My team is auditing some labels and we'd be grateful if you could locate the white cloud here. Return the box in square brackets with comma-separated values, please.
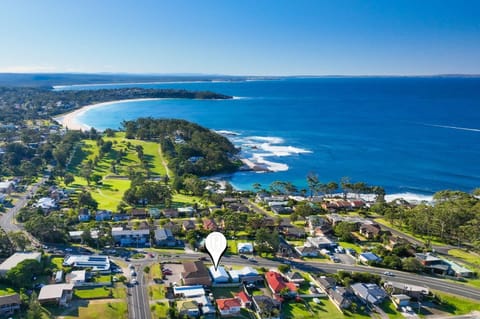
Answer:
[0, 65, 58, 73]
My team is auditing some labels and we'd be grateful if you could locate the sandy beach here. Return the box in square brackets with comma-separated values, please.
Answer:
[53, 98, 164, 131]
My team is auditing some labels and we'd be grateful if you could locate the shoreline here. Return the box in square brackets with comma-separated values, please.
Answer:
[53, 98, 168, 131]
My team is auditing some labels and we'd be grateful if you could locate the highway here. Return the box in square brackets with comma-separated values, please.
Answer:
[127, 264, 151, 319]
[153, 252, 480, 302]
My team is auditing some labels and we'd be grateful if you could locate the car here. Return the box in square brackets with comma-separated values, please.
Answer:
[198, 256, 208, 261]
[148, 253, 155, 258]
[239, 255, 248, 259]
[383, 271, 394, 276]
[131, 278, 137, 285]
[248, 258, 257, 263]
[246, 283, 255, 289]
[162, 270, 172, 275]
[65, 248, 73, 252]
[131, 271, 137, 277]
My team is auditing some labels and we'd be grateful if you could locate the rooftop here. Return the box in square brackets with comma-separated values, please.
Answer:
[38, 284, 74, 301]
[0, 252, 42, 274]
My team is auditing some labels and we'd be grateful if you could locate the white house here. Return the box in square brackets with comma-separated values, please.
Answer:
[208, 266, 230, 283]
[0, 252, 42, 277]
[228, 267, 259, 282]
[66, 270, 86, 286]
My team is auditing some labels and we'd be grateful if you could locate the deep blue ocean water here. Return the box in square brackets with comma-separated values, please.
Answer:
[56, 78, 480, 198]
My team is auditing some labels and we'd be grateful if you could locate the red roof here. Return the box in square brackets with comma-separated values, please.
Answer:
[217, 298, 241, 311]
[265, 271, 297, 294]
[235, 291, 251, 304]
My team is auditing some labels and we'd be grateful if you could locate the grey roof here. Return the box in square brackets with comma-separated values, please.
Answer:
[351, 283, 387, 305]
[0, 252, 42, 274]
[155, 228, 173, 241]
[38, 284, 74, 300]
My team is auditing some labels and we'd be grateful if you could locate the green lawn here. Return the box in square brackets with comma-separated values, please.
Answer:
[433, 291, 480, 315]
[148, 285, 165, 300]
[60, 301, 128, 319]
[448, 249, 480, 267]
[212, 287, 242, 299]
[0, 285, 16, 296]
[282, 299, 371, 319]
[50, 257, 64, 270]
[339, 241, 363, 254]
[151, 301, 169, 318]
[74, 286, 122, 299]
[375, 218, 445, 246]
[379, 300, 404, 319]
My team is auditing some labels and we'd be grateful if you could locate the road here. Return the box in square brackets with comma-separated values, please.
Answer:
[0, 176, 46, 245]
[127, 264, 152, 319]
[150, 252, 480, 302]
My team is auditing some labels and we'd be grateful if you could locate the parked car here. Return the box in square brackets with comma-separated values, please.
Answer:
[248, 258, 257, 263]
[239, 255, 248, 259]
[383, 271, 394, 276]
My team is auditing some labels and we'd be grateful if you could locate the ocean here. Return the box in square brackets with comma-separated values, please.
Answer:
[55, 77, 480, 199]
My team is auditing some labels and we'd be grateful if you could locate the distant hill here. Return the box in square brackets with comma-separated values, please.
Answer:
[0, 73, 251, 87]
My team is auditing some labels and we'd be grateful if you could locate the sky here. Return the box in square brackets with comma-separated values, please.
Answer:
[0, 0, 479, 75]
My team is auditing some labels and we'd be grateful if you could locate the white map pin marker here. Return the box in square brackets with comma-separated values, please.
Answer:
[205, 232, 227, 271]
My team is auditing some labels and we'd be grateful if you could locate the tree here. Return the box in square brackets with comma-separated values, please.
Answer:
[77, 190, 98, 210]
[278, 264, 290, 273]
[26, 291, 43, 319]
[64, 173, 75, 186]
[144, 266, 150, 274]
[8, 231, 29, 251]
[306, 172, 320, 197]
[6, 259, 42, 288]
[402, 257, 424, 272]
[254, 228, 279, 255]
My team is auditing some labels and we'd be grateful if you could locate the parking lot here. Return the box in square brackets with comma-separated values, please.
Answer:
[161, 263, 183, 286]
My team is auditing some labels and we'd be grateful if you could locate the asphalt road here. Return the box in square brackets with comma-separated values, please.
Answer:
[153, 252, 480, 302]
[0, 176, 46, 245]
[127, 264, 152, 319]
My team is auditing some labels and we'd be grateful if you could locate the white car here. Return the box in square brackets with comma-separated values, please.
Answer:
[131, 278, 137, 285]
[383, 271, 394, 276]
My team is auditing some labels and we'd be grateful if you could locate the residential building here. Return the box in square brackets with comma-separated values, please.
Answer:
[38, 284, 74, 306]
[68, 230, 99, 242]
[359, 223, 382, 239]
[383, 281, 429, 299]
[182, 220, 196, 231]
[209, 266, 230, 283]
[307, 215, 332, 236]
[36, 197, 57, 212]
[178, 207, 195, 216]
[0, 194, 7, 204]
[229, 267, 261, 283]
[351, 283, 387, 305]
[446, 260, 475, 278]
[173, 285, 206, 298]
[163, 208, 179, 218]
[330, 287, 352, 309]
[359, 252, 382, 264]
[391, 294, 411, 308]
[235, 291, 252, 307]
[294, 246, 319, 257]
[265, 271, 297, 297]
[95, 210, 112, 221]
[283, 226, 306, 239]
[130, 208, 147, 219]
[77, 208, 90, 222]
[65, 270, 86, 286]
[286, 271, 305, 284]
[112, 214, 130, 221]
[155, 228, 180, 247]
[148, 208, 161, 219]
[414, 253, 451, 275]
[252, 295, 281, 319]
[203, 218, 218, 231]
[217, 298, 242, 316]
[0, 181, 14, 194]
[111, 228, 150, 247]
[62, 255, 110, 272]
[237, 242, 254, 254]
[55, 270, 63, 283]
[307, 236, 336, 249]
[0, 252, 42, 276]
[0, 294, 21, 316]
[181, 261, 212, 286]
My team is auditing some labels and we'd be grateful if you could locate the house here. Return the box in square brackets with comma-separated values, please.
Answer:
[227, 203, 250, 213]
[252, 295, 281, 319]
[78, 208, 90, 222]
[0, 294, 21, 316]
[270, 205, 293, 215]
[163, 208, 179, 218]
[208, 266, 230, 283]
[155, 228, 180, 247]
[148, 208, 161, 219]
[182, 220, 196, 231]
[130, 208, 147, 219]
[38, 284, 74, 306]
[62, 255, 110, 272]
[330, 286, 352, 309]
[203, 218, 218, 231]
[414, 253, 450, 275]
[359, 223, 382, 239]
[237, 242, 254, 254]
[181, 261, 212, 286]
[391, 294, 411, 308]
[55, 270, 63, 283]
[359, 252, 382, 264]
[0, 194, 7, 204]
[307, 236, 336, 249]
[0, 252, 42, 276]
[446, 260, 475, 278]
[383, 281, 429, 299]
[217, 298, 242, 316]
[65, 270, 86, 286]
[317, 277, 337, 292]
[178, 207, 195, 216]
[0, 181, 14, 194]
[173, 285, 206, 298]
[265, 271, 297, 297]
[111, 228, 150, 247]
[36, 197, 57, 211]
[351, 283, 387, 305]
[68, 230, 99, 242]
[285, 271, 305, 284]
[112, 214, 130, 221]
[295, 246, 319, 257]
[229, 267, 261, 283]
[386, 236, 410, 250]
[235, 291, 252, 307]
[95, 210, 112, 221]
[307, 215, 332, 236]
